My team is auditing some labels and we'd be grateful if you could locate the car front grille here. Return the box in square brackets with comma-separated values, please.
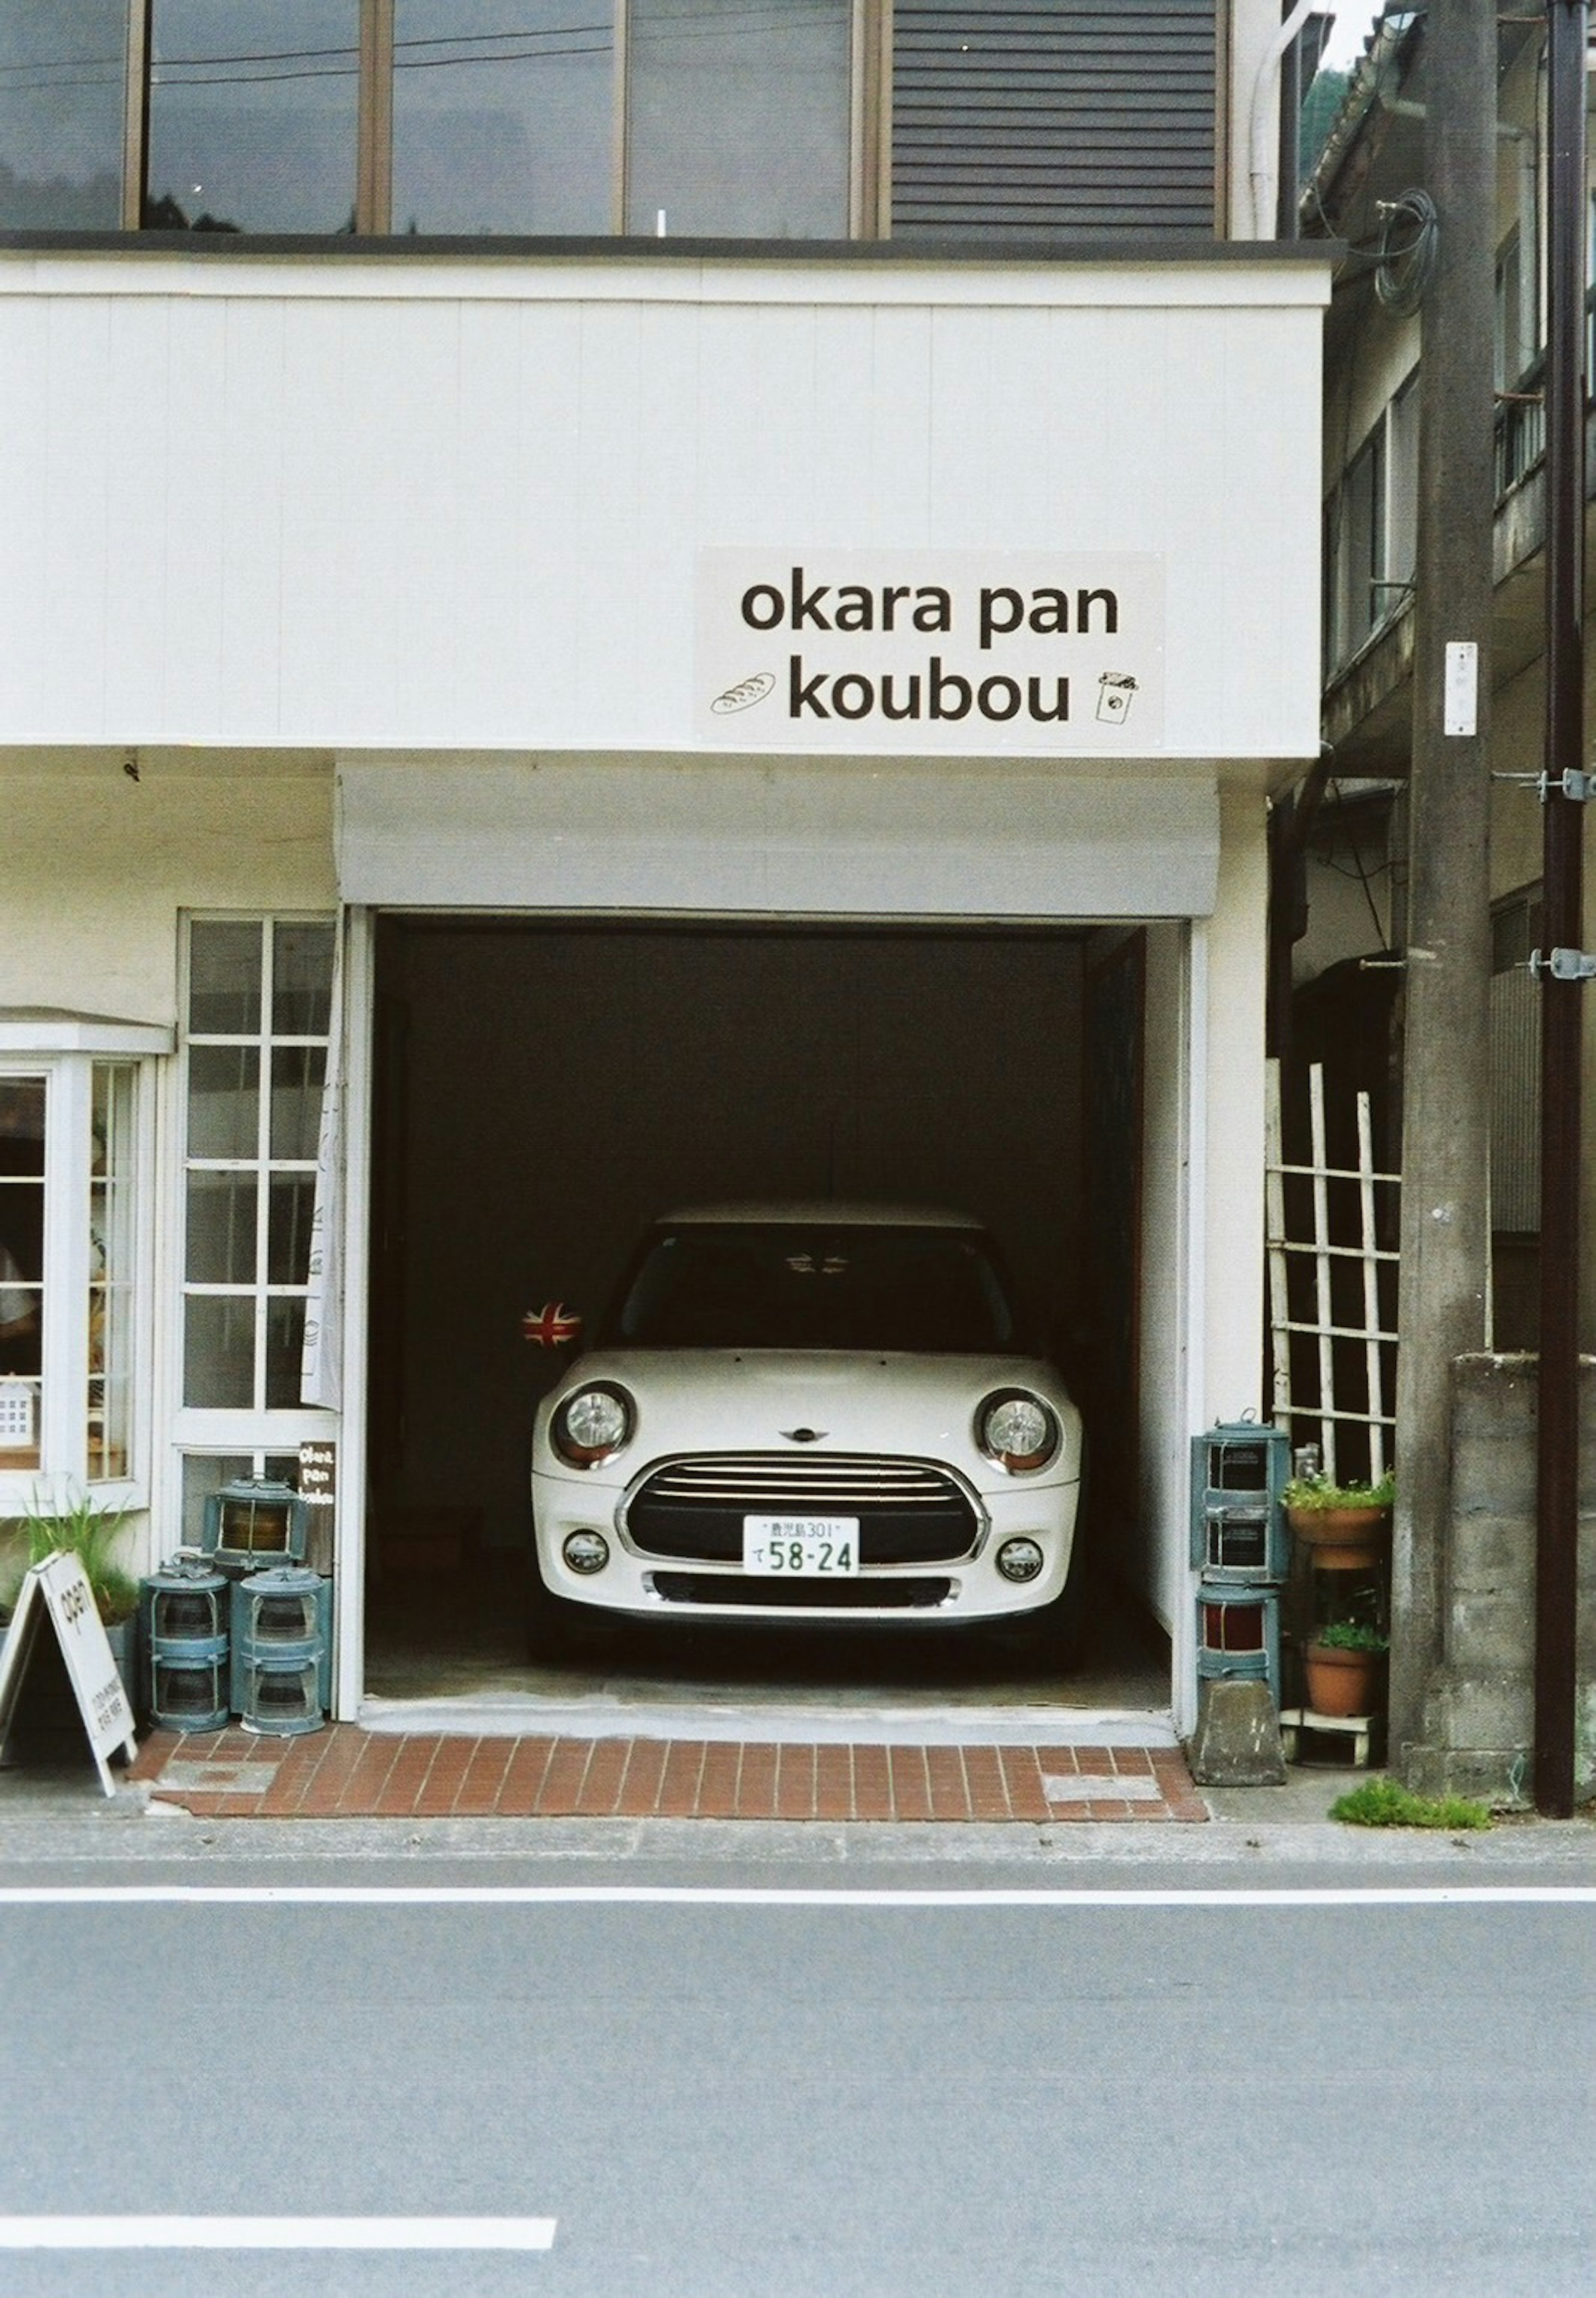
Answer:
[623, 1453, 981, 1564]
[650, 1572, 955, 1610]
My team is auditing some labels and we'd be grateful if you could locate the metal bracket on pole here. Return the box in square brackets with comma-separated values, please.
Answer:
[1529, 947, 1596, 982]
[1491, 768, 1595, 799]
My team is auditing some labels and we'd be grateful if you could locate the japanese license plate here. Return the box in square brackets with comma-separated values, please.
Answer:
[743, 1516, 860, 1575]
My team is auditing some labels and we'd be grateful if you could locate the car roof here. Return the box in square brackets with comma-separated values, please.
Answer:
[657, 1201, 984, 1230]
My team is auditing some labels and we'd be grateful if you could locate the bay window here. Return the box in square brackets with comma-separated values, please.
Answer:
[0, 1018, 165, 1508]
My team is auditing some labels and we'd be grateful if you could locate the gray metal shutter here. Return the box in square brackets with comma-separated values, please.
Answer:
[892, 0, 1217, 240]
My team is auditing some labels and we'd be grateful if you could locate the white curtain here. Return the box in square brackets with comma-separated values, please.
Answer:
[299, 917, 345, 1409]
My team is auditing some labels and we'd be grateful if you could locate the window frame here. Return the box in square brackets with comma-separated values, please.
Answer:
[0, 1019, 165, 1517]
[1325, 367, 1418, 677]
[122, 0, 887, 237]
[174, 912, 340, 1457]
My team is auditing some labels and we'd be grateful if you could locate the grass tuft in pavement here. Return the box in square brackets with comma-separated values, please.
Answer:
[1330, 1776, 1493, 1830]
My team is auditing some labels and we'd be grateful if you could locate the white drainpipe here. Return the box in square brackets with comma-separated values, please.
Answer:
[1249, 0, 1325, 239]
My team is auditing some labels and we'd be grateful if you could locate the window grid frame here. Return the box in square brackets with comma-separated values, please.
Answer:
[182, 914, 335, 1416]
[123, 0, 886, 238]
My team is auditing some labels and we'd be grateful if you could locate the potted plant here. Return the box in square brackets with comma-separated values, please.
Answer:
[1304, 1617, 1389, 1718]
[1, 1485, 140, 1703]
[1283, 1469, 1394, 1570]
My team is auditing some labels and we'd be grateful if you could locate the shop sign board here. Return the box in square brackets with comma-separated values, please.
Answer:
[299, 1441, 337, 1509]
[0, 1552, 137, 1798]
[697, 552, 1163, 752]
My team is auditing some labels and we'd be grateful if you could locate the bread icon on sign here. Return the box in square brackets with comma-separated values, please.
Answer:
[712, 671, 776, 715]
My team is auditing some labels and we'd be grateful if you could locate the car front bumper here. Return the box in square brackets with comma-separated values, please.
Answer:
[531, 1464, 1081, 1625]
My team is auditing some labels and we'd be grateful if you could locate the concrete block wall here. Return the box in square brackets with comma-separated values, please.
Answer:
[1407, 1354, 1596, 1806]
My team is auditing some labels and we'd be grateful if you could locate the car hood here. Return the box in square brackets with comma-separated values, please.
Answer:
[534, 1348, 1082, 1488]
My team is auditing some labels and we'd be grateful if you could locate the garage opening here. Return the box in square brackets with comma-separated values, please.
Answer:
[362, 915, 1172, 1719]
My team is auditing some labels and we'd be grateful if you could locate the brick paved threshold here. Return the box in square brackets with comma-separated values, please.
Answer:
[129, 1726, 1207, 1822]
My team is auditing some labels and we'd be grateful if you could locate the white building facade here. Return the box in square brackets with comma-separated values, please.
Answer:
[0, 3, 1332, 1731]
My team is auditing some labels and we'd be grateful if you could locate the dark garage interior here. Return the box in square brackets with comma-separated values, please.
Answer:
[362, 916, 1169, 1715]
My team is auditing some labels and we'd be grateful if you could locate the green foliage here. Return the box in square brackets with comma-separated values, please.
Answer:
[1283, 1470, 1395, 1512]
[0, 1484, 138, 1624]
[1314, 1619, 1389, 1654]
[1330, 1777, 1492, 1831]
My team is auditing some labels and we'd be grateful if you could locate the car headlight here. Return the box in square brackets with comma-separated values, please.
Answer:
[552, 1383, 635, 1468]
[976, 1389, 1059, 1473]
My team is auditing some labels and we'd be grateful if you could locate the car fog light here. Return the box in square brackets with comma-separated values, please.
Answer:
[997, 1537, 1045, 1584]
[562, 1531, 610, 1576]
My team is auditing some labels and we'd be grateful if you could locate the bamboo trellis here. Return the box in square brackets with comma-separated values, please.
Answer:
[1265, 1059, 1400, 1483]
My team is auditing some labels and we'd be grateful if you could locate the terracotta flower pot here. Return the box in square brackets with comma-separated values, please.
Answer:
[1287, 1505, 1392, 1572]
[1304, 1640, 1384, 1718]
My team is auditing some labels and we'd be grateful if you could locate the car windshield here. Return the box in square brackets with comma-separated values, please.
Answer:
[608, 1224, 1017, 1352]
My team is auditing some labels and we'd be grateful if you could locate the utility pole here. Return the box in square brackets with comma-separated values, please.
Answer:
[1532, 0, 1587, 1820]
[1388, 0, 1497, 1771]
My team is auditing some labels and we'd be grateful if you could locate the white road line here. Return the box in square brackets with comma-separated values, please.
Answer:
[0, 1884, 1591, 1906]
[0, 2218, 556, 2251]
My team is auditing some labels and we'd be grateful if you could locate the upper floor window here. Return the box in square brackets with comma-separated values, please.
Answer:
[147, 0, 360, 234]
[0, 0, 128, 229]
[5, 0, 1221, 242]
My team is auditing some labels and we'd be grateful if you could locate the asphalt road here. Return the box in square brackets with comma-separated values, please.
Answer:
[2, 1853, 1593, 2298]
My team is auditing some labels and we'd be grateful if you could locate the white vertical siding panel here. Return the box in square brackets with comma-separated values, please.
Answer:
[693, 302, 767, 538]
[745, 305, 823, 537]
[41, 298, 113, 735]
[511, 300, 584, 734]
[278, 299, 354, 737]
[159, 299, 229, 738]
[808, 309, 880, 542]
[1217, 307, 1320, 755]
[452, 300, 534, 746]
[218, 299, 288, 740]
[1161, 305, 1228, 754]
[392, 305, 466, 745]
[101, 298, 175, 736]
[0, 297, 50, 732]
[627, 302, 703, 744]
[569, 300, 647, 736]
[926, 307, 994, 547]
[864, 304, 934, 545]
[966, 305, 1058, 547]
[352, 301, 457, 741]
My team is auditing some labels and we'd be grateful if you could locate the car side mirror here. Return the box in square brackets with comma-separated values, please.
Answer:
[522, 1302, 583, 1349]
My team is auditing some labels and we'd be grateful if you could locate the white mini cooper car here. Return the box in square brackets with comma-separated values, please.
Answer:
[529, 1202, 1084, 1643]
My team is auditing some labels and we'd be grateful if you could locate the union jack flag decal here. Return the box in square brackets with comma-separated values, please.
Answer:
[522, 1301, 582, 1348]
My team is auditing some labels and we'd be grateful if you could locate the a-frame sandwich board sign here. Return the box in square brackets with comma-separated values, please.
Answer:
[0, 1551, 138, 1798]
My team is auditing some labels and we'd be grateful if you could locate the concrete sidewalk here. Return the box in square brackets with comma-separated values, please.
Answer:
[4, 1721, 1593, 1872]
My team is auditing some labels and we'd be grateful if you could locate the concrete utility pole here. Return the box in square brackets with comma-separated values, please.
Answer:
[1532, 0, 1587, 1820]
[1389, 0, 1497, 1771]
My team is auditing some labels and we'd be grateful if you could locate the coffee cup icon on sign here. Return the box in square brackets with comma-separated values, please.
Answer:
[1096, 672, 1138, 725]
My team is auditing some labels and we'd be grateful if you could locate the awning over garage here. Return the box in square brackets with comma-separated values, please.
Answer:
[335, 755, 1220, 918]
